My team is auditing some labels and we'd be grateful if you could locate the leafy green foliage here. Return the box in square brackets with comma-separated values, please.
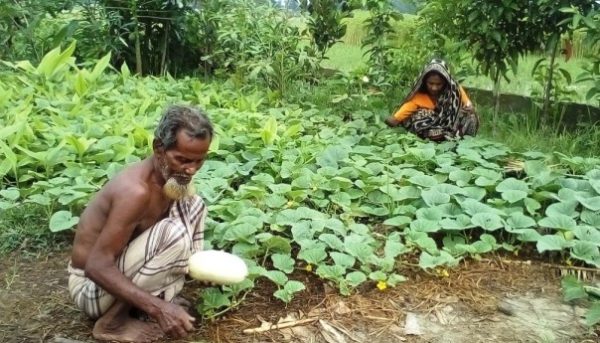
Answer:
[0, 205, 69, 254]
[421, 0, 595, 121]
[185, 0, 320, 97]
[3, 45, 600, 318]
[561, 275, 587, 301]
[86, 0, 203, 75]
[360, 0, 402, 89]
[300, 0, 351, 58]
[531, 58, 577, 108]
[0, 0, 77, 62]
[562, 6, 600, 107]
[561, 275, 600, 326]
[422, 0, 593, 81]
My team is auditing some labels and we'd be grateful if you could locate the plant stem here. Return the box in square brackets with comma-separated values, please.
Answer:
[542, 37, 559, 123]
[205, 290, 251, 320]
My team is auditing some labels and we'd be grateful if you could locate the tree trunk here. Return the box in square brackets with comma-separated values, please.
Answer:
[542, 38, 559, 124]
[492, 70, 501, 136]
[160, 22, 170, 76]
[131, 0, 142, 75]
[135, 32, 142, 75]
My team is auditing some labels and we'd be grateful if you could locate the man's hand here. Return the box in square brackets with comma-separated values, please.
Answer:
[155, 301, 196, 339]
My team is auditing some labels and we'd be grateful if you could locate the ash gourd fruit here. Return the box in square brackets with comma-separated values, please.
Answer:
[188, 250, 248, 285]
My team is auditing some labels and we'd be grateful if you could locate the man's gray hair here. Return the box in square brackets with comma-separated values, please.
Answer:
[154, 105, 213, 150]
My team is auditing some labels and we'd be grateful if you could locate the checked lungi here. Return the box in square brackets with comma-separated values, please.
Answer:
[68, 195, 207, 319]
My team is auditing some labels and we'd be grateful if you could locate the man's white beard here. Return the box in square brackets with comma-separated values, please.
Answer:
[163, 177, 196, 200]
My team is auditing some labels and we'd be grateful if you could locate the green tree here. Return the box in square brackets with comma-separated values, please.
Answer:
[533, 0, 595, 121]
[93, 0, 200, 76]
[300, 0, 351, 58]
[361, 0, 401, 88]
[562, 5, 600, 106]
[421, 0, 594, 128]
[0, 0, 76, 62]
[184, 0, 320, 96]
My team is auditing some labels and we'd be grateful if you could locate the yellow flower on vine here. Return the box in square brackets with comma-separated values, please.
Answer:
[305, 264, 313, 272]
[436, 268, 449, 278]
[376, 280, 387, 291]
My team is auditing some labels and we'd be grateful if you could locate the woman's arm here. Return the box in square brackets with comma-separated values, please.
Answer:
[459, 86, 473, 110]
[385, 100, 419, 127]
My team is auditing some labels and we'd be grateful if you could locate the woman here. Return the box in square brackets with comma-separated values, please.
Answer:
[385, 59, 479, 141]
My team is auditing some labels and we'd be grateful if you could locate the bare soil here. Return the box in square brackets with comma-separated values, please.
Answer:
[0, 250, 598, 343]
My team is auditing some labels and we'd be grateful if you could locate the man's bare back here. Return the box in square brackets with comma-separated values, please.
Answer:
[71, 158, 171, 270]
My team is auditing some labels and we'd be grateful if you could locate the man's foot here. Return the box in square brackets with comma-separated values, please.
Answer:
[92, 300, 164, 342]
[93, 316, 164, 342]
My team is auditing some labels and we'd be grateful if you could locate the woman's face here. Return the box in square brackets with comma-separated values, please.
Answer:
[425, 73, 446, 97]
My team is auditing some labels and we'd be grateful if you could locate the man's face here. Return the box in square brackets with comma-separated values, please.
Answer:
[425, 73, 446, 97]
[157, 130, 211, 199]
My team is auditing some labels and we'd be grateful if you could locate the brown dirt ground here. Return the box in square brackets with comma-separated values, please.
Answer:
[0, 250, 598, 343]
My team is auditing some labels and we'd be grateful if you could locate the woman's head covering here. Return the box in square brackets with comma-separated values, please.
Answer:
[400, 59, 464, 135]
[403, 59, 456, 103]
[394, 59, 482, 141]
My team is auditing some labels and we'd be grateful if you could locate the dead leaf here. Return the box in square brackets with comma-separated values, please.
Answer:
[319, 319, 348, 343]
[331, 301, 352, 315]
[278, 312, 300, 324]
[308, 307, 326, 317]
[329, 320, 363, 342]
[290, 325, 315, 340]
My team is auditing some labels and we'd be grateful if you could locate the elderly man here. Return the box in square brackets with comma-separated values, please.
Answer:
[68, 105, 212, 342]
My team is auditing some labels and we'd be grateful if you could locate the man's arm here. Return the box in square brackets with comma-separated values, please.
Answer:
[85, 186, 194, 338]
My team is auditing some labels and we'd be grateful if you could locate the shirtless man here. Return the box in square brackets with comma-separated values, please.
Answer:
[68, 105, 213, 342]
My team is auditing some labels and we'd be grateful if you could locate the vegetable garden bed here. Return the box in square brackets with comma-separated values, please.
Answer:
[2, 46, 600, 343]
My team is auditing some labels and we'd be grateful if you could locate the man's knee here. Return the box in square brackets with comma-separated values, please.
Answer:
[157, 217, 190, 241]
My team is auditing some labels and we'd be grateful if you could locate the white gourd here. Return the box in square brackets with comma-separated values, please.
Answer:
[188, 250, 248, 285]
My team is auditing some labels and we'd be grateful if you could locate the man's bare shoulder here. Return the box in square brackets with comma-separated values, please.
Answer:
[102, 159, 156, 201]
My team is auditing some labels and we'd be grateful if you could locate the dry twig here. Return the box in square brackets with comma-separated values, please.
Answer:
[242, 317, 318, 334]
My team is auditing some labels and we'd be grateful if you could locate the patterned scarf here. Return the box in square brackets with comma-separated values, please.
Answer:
[401, 59, 464, 139]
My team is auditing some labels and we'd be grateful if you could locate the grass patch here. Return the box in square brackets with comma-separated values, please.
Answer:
[340, 10, 417, 46]
[463, 55, 594, 105]
[340, 10, 370, 45]
[322, 44, 366, 73]
[477, 106, 600, 157]
[0, 204, 72, 255]
[322, 10, 419, 72]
